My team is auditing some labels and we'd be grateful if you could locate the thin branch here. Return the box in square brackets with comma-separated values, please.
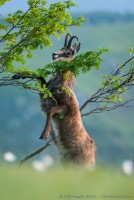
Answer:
[80, 88, 101, 111]
[18, 123, 60, 167]
[0, 39, 25, 61]
[18, 137, 53, 168]
[80, 56, 134, 113]
[115, 55, 134, 74]
[0, 21, 48, 63]
[51, 125, 59, 145]
[0, 78, 40, 95]
[82, 98, 134, 116]
[0, 0, 40, 43]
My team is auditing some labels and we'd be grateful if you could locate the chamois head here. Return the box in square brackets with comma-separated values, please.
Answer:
[52, 33, 81, 62]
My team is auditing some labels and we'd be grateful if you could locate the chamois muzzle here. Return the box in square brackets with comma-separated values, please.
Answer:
[52, 53, 59, 60]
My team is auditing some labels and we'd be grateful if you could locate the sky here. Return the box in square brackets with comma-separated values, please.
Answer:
[0, 0, 134, 15]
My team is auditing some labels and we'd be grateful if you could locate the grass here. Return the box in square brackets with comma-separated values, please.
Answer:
[0, 165, 133, 200]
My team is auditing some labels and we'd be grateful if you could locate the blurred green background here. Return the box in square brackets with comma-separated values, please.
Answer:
[0, 0, 134, 199]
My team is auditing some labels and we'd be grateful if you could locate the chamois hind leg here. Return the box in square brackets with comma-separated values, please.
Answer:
[39, 106, 65, 140]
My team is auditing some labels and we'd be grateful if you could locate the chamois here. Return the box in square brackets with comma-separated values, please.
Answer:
[40, 34, 96, 169]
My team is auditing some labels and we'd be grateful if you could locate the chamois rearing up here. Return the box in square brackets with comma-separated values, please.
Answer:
[40, 34, 96, 169]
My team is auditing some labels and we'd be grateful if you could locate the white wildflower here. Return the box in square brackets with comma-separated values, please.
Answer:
[32, 155, 54, 172]
[122, 160, 133, 175]
[3, 152, 17, 162]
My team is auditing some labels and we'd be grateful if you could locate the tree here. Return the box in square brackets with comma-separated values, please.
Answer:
[0, 0, 134, 165]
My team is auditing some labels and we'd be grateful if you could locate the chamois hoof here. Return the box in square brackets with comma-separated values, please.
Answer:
[39, 130, 51, 140]
[39, 134, 48, 140]
[39, 135, 45, 140]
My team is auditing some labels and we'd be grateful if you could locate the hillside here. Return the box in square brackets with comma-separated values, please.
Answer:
[0, 21, 134, 165]
[1, 0, 134, 14]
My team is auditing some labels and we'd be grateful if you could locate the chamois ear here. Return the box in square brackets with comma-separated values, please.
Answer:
[72, 42, 81, 55]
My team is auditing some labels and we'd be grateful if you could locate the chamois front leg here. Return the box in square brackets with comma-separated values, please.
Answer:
[39, 106, 65, 140]
[39, 112, 53, 140]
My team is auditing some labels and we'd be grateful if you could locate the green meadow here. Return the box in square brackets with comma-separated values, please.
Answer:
[0, 165, 133, 200]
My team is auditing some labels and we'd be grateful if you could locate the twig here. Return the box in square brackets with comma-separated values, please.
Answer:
[51, 125, 60, 145]
[115, 55, 134, 74]
[80, 56, 134, 113]
[0, 0, 40, 43]
[18, 137, 53, 168]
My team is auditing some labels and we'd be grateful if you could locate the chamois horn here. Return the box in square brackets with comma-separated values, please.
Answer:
[64, 33, 71, 47]
[67, 36, 78, 48]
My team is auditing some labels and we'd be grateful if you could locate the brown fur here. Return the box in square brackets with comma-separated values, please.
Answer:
[40, 71, 96, 169]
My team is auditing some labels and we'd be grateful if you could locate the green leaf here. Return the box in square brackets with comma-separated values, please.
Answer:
[130, 46, 134, 55]
[119, 95, 124, 103]
[0, 0, 11, 6]
[62, 86, 71, 96]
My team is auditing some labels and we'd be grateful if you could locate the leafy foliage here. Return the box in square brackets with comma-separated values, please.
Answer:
[46, 49, 108, 75]
[0, 0, 85, 73]
[0, 0, 107, 98]
[0, 0, 134, 113]
[0, 0, 11, 6]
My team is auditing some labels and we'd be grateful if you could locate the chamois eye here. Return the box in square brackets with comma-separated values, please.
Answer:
[66, 52, 71, 56]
